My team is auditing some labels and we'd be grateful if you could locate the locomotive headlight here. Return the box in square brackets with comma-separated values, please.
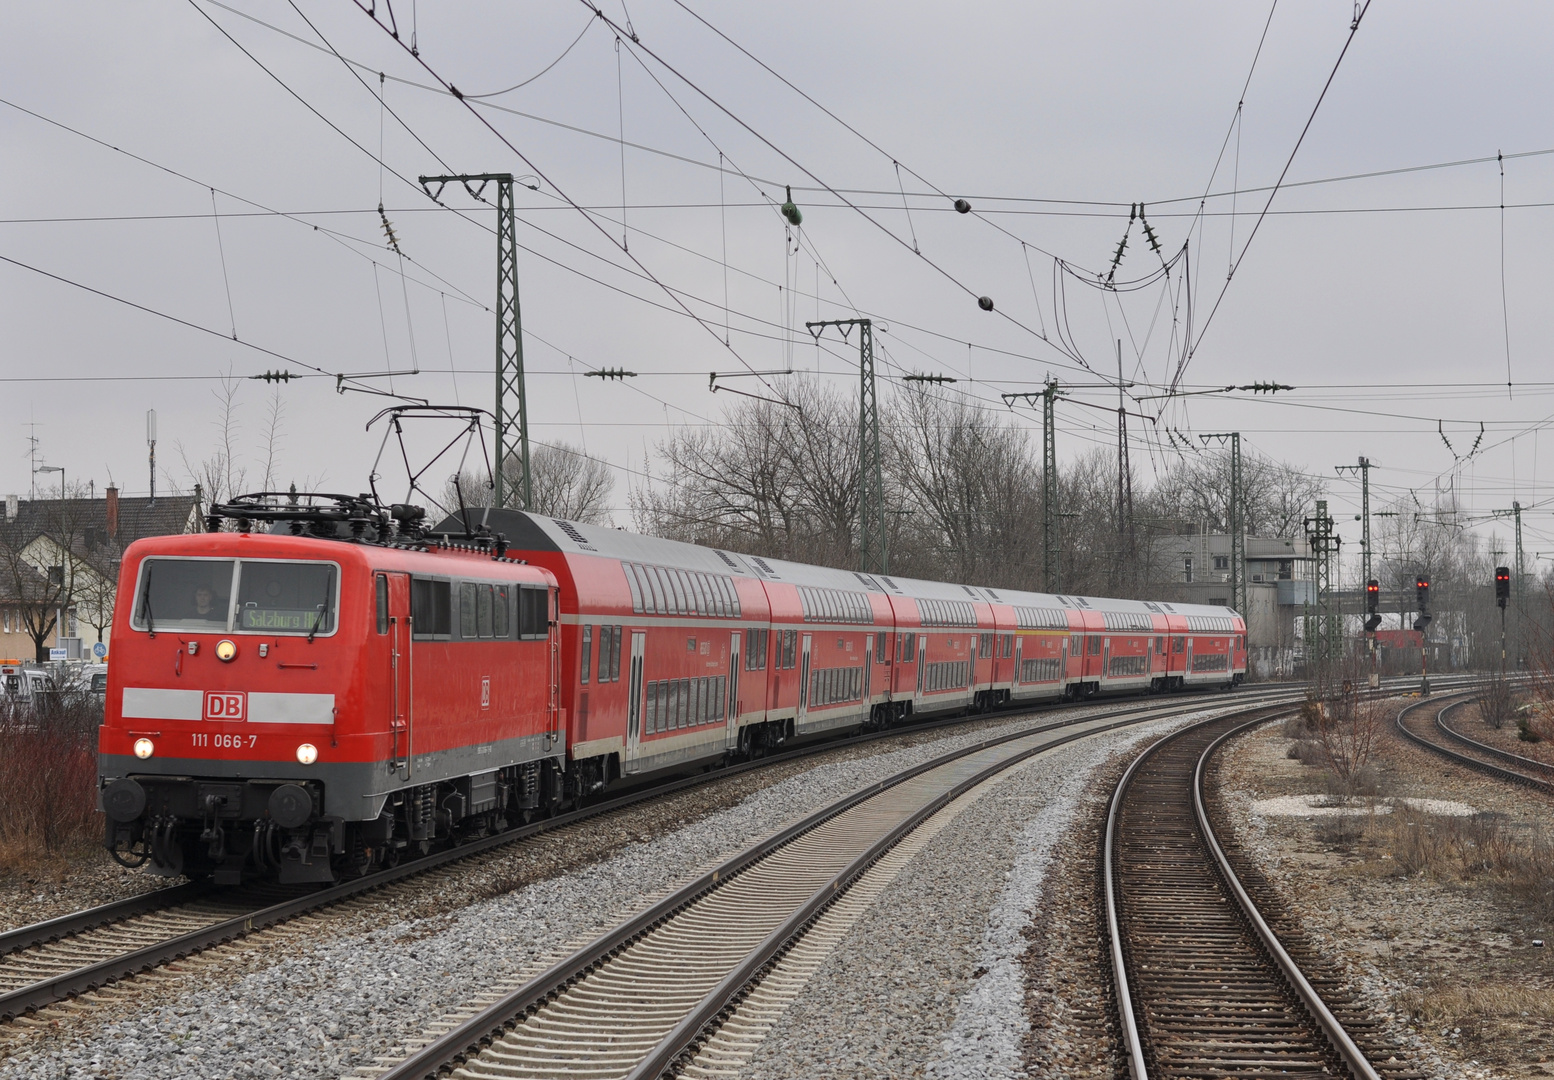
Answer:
[296, 742, 318, 765]
[133, 737, 155, 760]
[215, 639, 238, 662]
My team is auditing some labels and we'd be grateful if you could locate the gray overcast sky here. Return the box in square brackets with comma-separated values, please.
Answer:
[4, 1, 1554, 562]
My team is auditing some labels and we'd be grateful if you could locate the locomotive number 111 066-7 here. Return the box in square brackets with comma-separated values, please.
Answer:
[191, 732, 259, 749]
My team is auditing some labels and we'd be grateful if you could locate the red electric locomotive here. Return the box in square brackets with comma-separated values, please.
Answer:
[99, 495, 1244, 884]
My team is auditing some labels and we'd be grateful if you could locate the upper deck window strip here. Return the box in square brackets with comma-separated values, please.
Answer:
[625, 561, 743, 618]
[797, 586, 873, 625]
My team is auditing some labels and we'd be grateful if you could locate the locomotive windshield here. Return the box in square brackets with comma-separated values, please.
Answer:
[133, 558, 338, 636]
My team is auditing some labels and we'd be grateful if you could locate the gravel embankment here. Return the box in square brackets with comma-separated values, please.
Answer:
[0, 854, 178, 935]
[733, 710, 1209, 1080]
[0, 699, 1150, 1080]
[1216, 709, 1554, 1080]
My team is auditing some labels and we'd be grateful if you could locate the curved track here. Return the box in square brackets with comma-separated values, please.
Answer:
[1395, 695, 1554, 793]
[1105, 708, 1417, 1080]
[0, 687, 1293, 1024]
[370, 695, 1291, 1080]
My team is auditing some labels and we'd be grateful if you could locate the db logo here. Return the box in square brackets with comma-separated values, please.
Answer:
[204, 691, 247, 721]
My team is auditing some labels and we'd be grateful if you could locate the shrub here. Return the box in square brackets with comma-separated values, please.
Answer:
[0, 691, 102, 868]
[1477, 676, 1515, 730]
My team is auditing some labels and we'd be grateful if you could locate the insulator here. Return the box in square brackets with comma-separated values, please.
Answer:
[953, 198, 971, 214]
[781, 185, 803, 226]
[978, 296, 994, 312]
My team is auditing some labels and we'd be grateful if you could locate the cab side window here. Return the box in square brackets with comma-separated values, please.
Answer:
[375, 574, 389, 634]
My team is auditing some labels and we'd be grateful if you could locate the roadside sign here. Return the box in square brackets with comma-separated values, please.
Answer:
[48, 647, 68, 661]
[92, 642, 107, 658]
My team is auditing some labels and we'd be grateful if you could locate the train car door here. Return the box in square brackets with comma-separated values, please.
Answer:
[797, 634, 812, 721]
[626, 631, 645, 756]
[1102, 637, 1111, 684]
[1185, 636, 1194, 681]
[916, 635, 927, 695]
[380, 572, 413, 778]
[863, 635, 873, 701]
[726, 631, 741, 749]
[1014, 636, 1023, 684]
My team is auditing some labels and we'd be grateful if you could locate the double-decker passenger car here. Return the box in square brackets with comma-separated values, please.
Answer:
[98, 498, 1244, 884]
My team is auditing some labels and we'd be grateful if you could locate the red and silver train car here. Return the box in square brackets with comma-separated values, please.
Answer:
[98, 499, 1243, 884]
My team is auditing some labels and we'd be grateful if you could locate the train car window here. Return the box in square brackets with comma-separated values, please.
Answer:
[494, 587, 510, 637]
[132, 557, 238, 633]
[1173, 635, 1185, 652]
[1088, 636, 1102, 656]
[678, 678, 691, 727]
[411, 578, 452, 638]
[640, 567, 663, 614]
[375, 574, 389, 635]
[645, 679, 658, 731]
[610, 626, 622, 682]
[459, 583, 479, 638]
[236, 561, 337, 636]
[580, 625, 592, 683]
[876, 631, 888, 663]
[477, 585, 494, 638]
[518, 586, 548, 639]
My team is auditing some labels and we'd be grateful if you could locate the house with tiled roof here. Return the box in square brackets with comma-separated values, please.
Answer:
[0, 487, 200, 661]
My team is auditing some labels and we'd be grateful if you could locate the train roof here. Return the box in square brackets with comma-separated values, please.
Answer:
[439, 509, 1241, 622]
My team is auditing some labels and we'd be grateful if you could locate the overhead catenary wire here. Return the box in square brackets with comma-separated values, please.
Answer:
[1180, 0, 1373, 391]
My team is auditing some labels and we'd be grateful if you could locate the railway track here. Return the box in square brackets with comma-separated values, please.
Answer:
[1395, 694, 1554, 793]
[0, 677, 1469, 1038]
[363, 694, 1292, 1080]
[1105, 706, 1418, 1080]
[0, 687, 1297, 1027]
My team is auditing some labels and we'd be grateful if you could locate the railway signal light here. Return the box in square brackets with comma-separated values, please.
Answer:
[1364, 579, 1381, 632]
[1413, 575, 1432, 632]
[1495, 566, 1510, 609]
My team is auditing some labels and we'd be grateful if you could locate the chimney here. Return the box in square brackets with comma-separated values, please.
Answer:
[106, 486, 120, 538]
[4, 495, 15, 521]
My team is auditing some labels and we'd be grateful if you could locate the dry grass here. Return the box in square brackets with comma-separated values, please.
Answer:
[1395, 980, 1554, 1058]
[1374, 805, 1554, 920]
[0, 692, 102, 871]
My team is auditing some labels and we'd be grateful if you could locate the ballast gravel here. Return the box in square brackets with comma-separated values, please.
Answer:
[735, 711, 1206, 1080]
[0, 699, 1179, 1080]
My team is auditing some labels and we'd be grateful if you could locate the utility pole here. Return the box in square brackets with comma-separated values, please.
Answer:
[1200, 433, 1243, 615]
[1491, 501, 1528, 668]
[1044, 380, 1059, 592]
[1304, 499, 1340, 669]
[1116, 341, 1133, 592]
[1334, 456, 1373, 587]
[806, 319, 885, 574]
[1000, 379, 1061, 591]
[420, 172, 530, 509]
[147, 410, 157, 504]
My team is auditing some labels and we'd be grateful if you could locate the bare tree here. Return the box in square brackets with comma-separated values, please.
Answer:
[259, 387, 285, 492]
[633, 377, 857, 566]
[0, 488, 94, 662]
[176, 374, 247, 509]
[886, 387, 1043, 590]
[442, 441, 616, 525]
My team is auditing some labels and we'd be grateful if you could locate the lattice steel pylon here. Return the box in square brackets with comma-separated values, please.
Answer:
[806, 318, 885, 574]
[1304, 499, 1341, 665]
[420, 172, 530, 509]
